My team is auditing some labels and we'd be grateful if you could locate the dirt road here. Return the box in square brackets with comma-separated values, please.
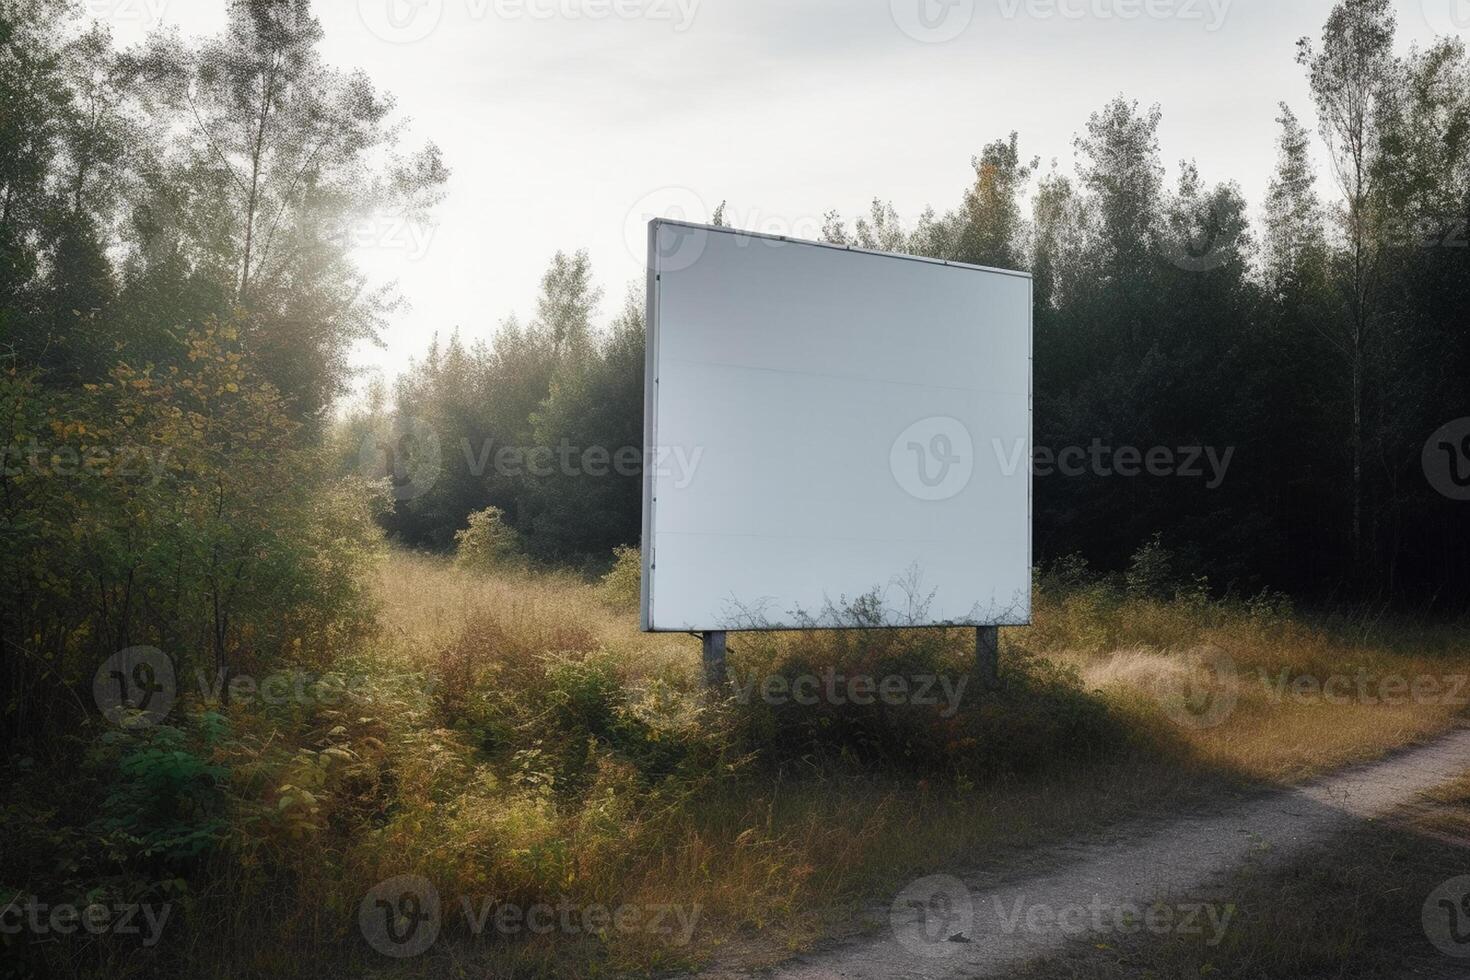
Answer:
[701, 727, 1470, 979]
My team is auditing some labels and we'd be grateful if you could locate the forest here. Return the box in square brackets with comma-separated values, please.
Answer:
[2, 1, 1469, 977]
[345, 5, 1470, 604]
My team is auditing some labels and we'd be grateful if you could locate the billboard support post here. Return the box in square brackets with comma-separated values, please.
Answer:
[702, 631, 727, 687]
[976, 626, 1000, 691]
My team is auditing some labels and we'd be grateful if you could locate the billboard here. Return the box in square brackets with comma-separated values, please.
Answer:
[641, 219, 1031, 632]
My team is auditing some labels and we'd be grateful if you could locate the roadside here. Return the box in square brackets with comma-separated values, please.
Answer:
[696, 726, 1470, 979]
[1004, 776, 1470, 978]
[17, 553, 1463, 980]
[371, 554, 1470, 977]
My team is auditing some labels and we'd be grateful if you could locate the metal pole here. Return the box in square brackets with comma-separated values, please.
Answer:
[976, 626, 1000, 691]
[702, 631, 727, 687]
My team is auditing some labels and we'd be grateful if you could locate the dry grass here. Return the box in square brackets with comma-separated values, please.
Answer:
[64, 552, 1458, 980]
[340, 553, 1470, 976]
[384, 552, 1470, 786]
[1032, 587, 1470, 782]
[376, 550, 694, 679]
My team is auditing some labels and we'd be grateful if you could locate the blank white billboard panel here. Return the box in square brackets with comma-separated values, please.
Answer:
[641, 220, 1031, 632]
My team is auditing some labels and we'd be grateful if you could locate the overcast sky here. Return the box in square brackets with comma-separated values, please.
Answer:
[99, 0, 1461, 390]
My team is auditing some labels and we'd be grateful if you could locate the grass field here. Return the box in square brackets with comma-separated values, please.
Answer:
[357, 552, 1470, 975]
[12, 549, 1469, 979]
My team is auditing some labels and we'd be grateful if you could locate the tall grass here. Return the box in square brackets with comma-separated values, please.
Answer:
[9, 550, 1467, 979]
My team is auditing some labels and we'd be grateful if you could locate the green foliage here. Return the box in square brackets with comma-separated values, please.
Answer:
[1039, 552, 1096, 596]
[598, 545, 642, 609]
[91, 724, 228, 870]
[350, 4, 1468, 604]
[1, 321, 387, 752]
[1127, 533, 1175, 601]
[544, 650, 622, 735]
[453, 505, 523, 570]
[1, 1, 1469, 974]
[730, 616, 1126, 784]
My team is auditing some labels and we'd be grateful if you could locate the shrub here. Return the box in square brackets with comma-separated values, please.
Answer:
[454, 506, 524, 571]
[728, 620, 1127, 785]
[1038, 552, 1096, 597]
[89, 721, 229, 878]
[598, 544, 641, 609]
[1126, 532, 1174, 600]
[0, 322, 390, 750]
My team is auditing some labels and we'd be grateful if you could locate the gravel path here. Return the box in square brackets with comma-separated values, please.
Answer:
[703, 727, 1470, 980]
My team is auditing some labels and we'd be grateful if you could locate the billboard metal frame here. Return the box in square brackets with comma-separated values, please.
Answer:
[640, 218, 1033, 641]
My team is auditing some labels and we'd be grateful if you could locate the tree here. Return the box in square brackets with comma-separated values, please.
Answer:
[1297, 0, 1399, 566]
[956, 132, 1037, 269]
[128, 0, 447, 415]
[535, 248, 601, 351]
[524, 287, 644, 559]
[0, 1, 69, 315]
[1076, 98, 1165, 286]
[1262, 104, 1328, 293]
